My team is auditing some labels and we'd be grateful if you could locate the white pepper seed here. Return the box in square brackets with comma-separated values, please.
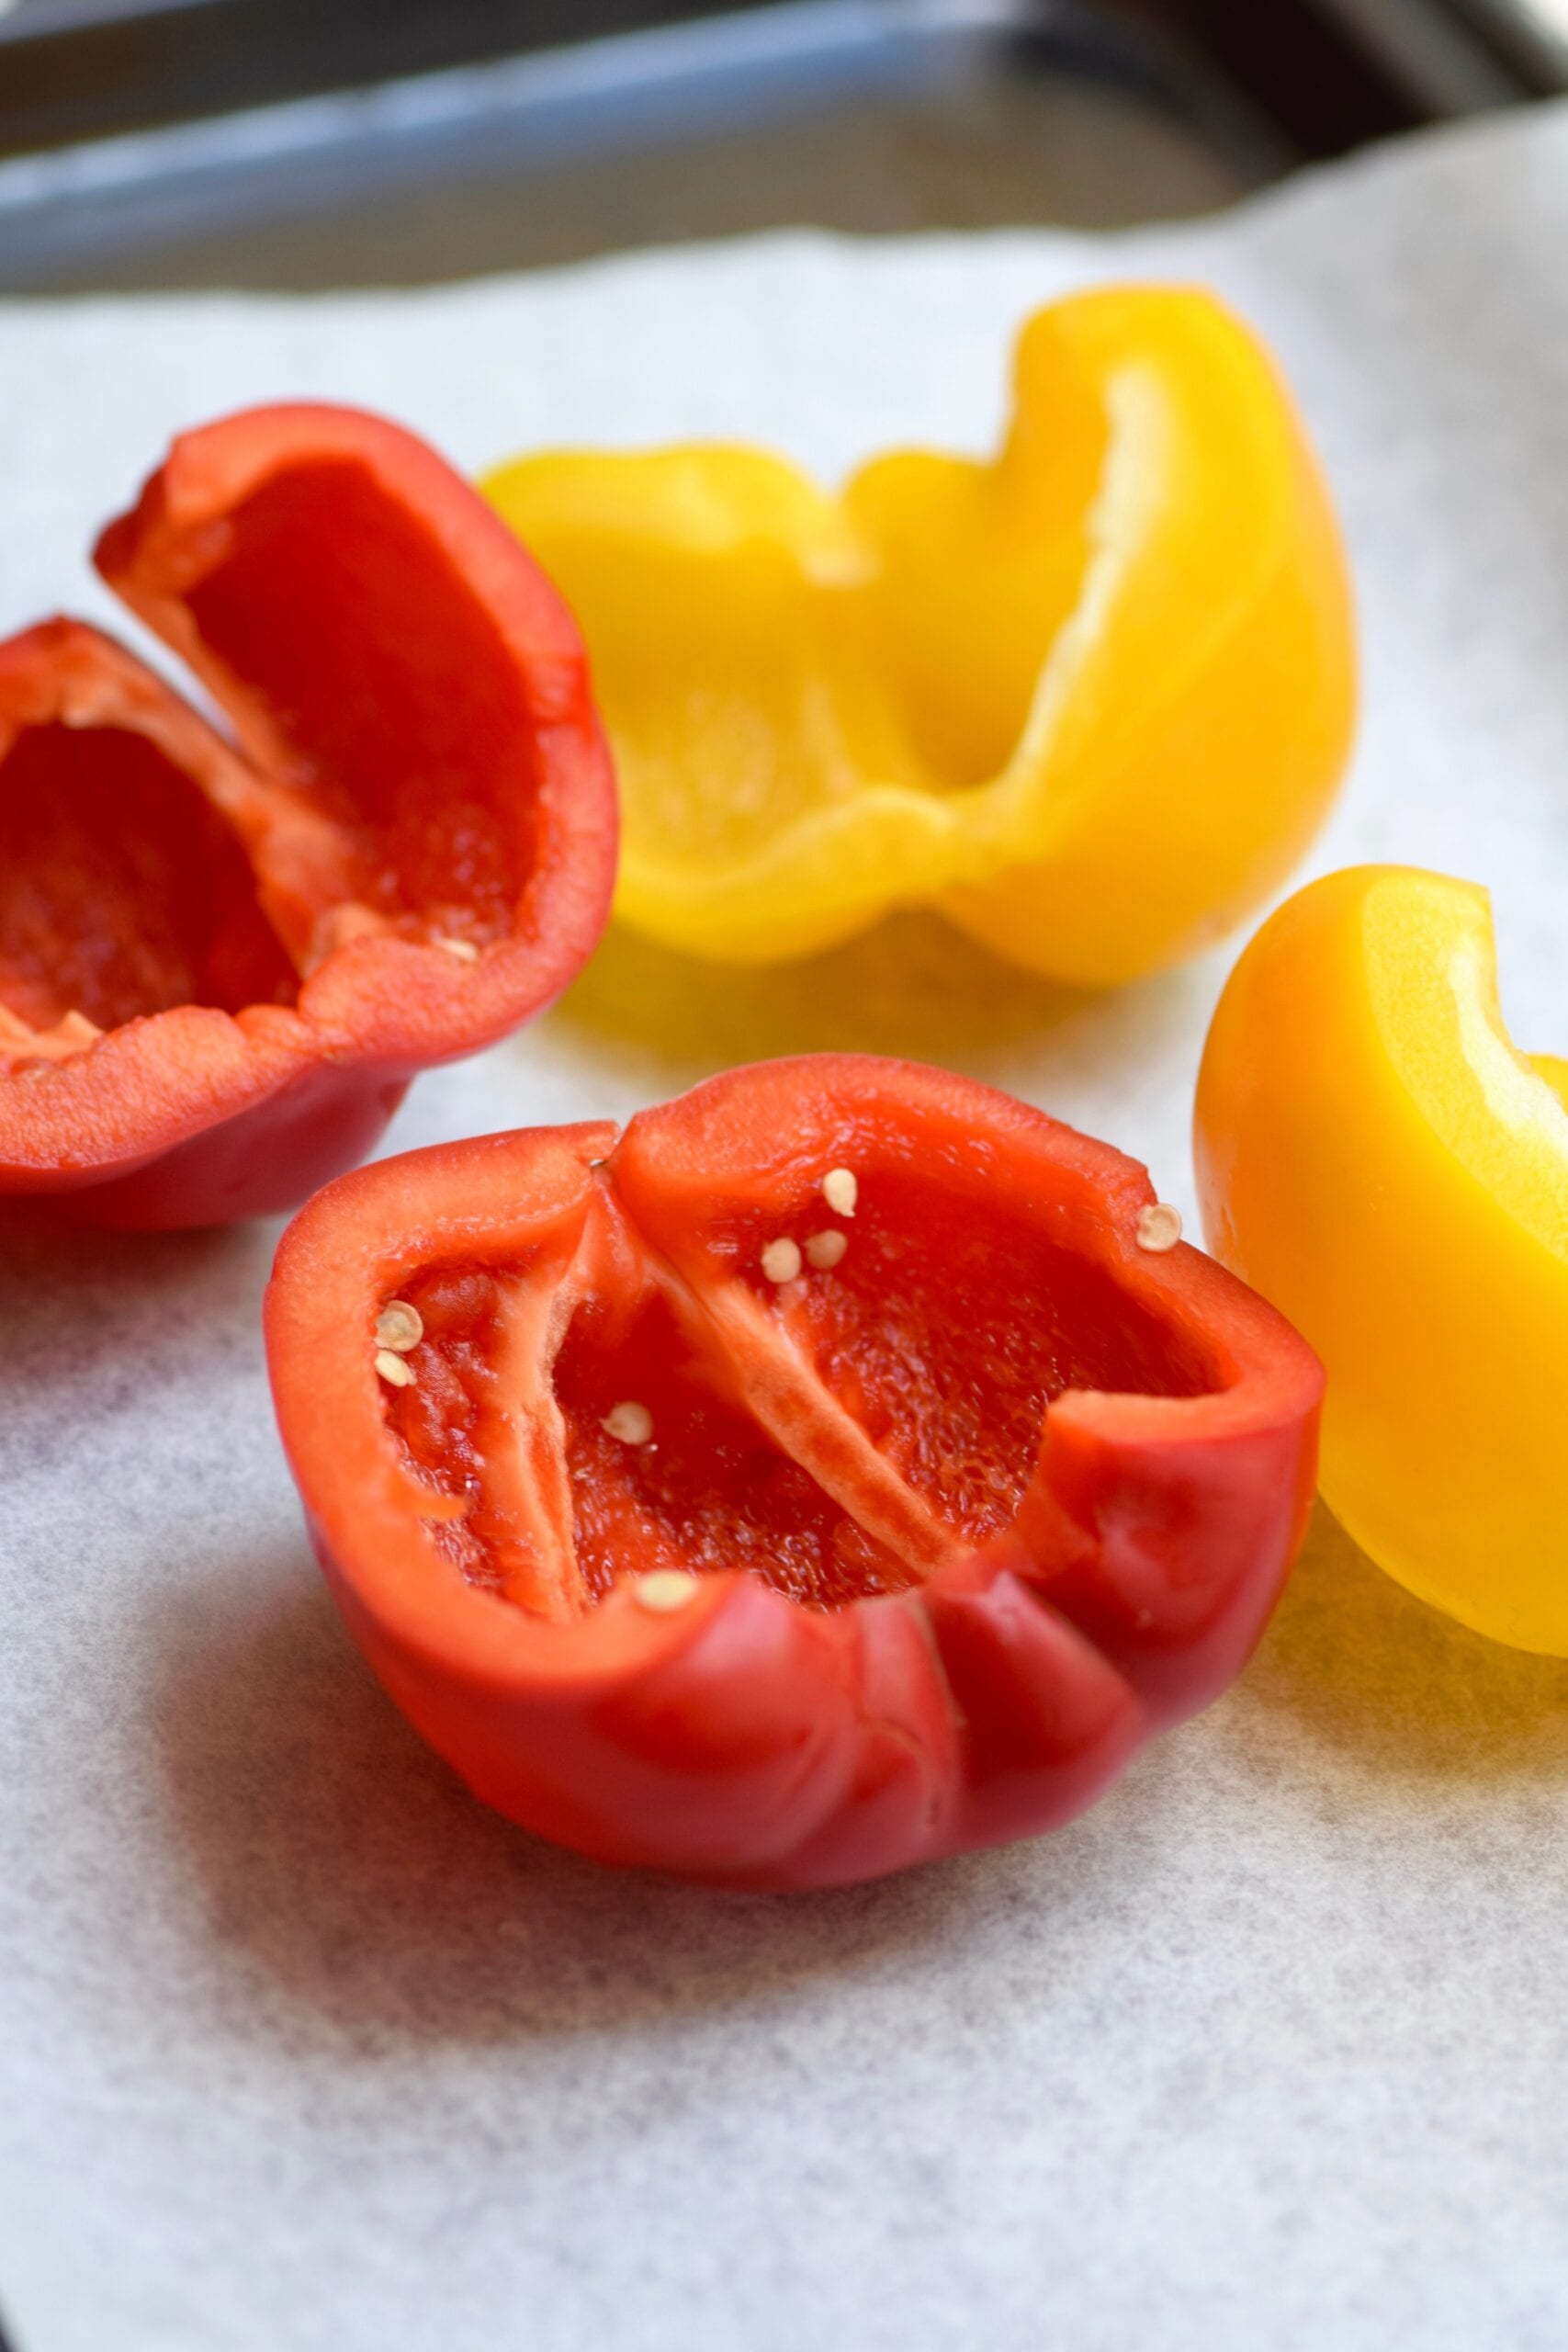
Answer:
[1135, 1203, 1183, 1253]
[634, 1570, 702, 1613]
[822, 1167, 857, 1216]
[376, 1300, 423, 1352]
[761, 1238, 803, 1284]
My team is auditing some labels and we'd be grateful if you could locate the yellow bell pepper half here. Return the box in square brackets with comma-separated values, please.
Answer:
[1196, 865, 1568, 1654]
[483, 286, 1356, 979]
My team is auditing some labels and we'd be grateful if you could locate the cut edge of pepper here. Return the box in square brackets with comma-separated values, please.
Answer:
[266, 1057, 1322, 1693]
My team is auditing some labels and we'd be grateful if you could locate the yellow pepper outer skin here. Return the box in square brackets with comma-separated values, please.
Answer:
[1195, 865, 1568, 1654]
[482, 287, 1356, 981]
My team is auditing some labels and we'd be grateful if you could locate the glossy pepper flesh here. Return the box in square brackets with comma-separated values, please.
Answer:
[267, 1056, 1324, 1889]
[482, 286, 1355, 981]
[0, 403, 616, 1228]
[1197, 864, 1568, 1655]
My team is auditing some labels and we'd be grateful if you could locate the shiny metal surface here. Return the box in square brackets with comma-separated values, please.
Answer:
[0, 1, 1273, 291]
[1315, 0, 1563, 102]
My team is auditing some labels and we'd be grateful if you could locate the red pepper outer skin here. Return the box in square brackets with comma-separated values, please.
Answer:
[0, 407, 615, 1227]
[266, 1057, 1323, 1891]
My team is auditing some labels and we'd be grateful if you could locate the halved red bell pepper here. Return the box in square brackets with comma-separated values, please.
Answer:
[0, 403, 615, 1228]
[266, 1055, 1323, 1890]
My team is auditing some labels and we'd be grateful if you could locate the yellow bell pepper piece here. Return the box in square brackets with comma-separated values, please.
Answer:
[1195, 865, 1568, 1653]
[483, 286, 1356, 979]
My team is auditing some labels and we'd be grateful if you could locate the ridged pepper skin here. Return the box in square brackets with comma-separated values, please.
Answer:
[266, 1056, 1323, 1890]
[482, 286, 1355, 980]
[1196, 865, 1568, 1654]
[0, 405, 616, 1228]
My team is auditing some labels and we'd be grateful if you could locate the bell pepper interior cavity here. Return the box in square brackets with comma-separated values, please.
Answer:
[0, 404, 615, 1225]
[268, 1057, 1324, 1889]
[483, 286, 1355, 980]
[0, 718, 297, 1035]
[171, 462, 534, 946]
[387, 1155, 1220, 1622]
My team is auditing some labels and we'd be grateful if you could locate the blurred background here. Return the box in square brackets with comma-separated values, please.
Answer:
[1, 0, 1565, 295]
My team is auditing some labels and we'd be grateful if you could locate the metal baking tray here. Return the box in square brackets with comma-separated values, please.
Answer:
[0, 0, 1283, 293]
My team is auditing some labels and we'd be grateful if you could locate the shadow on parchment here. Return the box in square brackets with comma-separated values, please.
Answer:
[0, 1194, 247, 1310]
[0, 1201, 265, 1424]
[147, 1546, 989, 2048]
[1228, 1498, 1568, 1783]
[543, 907, 1201, 1085]
[147, 1504, 1568, 2060]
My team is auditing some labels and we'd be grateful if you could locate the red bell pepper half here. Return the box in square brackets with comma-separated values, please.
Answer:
[266, 1056, 1323, 1891]
[0, 404, 615, 1227]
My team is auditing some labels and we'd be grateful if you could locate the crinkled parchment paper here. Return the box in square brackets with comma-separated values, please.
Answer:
[5, 101, 1568, 2352]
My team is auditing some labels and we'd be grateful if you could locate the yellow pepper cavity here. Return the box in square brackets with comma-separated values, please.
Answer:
[482, 286, 1357, 981]
[1196, 864, 1568, 1654]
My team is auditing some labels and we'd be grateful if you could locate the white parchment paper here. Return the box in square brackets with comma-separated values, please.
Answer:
[5, 101, 1568, 2352]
